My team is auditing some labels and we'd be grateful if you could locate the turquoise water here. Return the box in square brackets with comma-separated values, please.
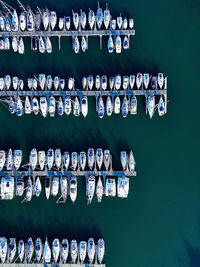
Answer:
[0, 0, 200, 266]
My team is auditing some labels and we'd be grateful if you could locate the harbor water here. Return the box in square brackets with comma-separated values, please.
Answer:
[0, 0, 199, 266]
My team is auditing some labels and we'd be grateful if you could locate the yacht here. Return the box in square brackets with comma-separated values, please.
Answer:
[117, 15, 122, 29]
[151, 76, 157, 89]
[105, 178, 116, 197]
[8, 238, 16, 262]
[16, 177, 24, 197]
[1, 176, 14, 200]
[130, 95, 137, 114]
[6, 149, 13, 170]
[79, 151, 86, 171]
[158, 73, 164, 88]
[158, 96, 165, 116]
[29, 148, 37, 170]
[115, 74, 121, 90]
[73, 12, 79, 29]
[129, 150, 135, 172]
[88, 9, 95, 29]
[87, 176, 95, 204]
[129, 75, 135, 89]
[42, 9, 50, 30]
[18, 240, 24, 263]
[63, 151, 70, 170]
[35, 177, 42, 197]
[16, 96, 23, 117]
[96, 4, 103, 29]
[54, 76, 59, 90]
[60, 239, 69, 263]
[106, 96, 113, 116]
[115, 35, 122, 53]
[123, 76, 129, 90]
[123, 18, 128, 29]
[18, 37, 24, 54]
[12, 76, 18, 90]
[59, 18, 64, 30]
[147, 95, 155, 119]
[13, 149, 22, 170]
[87, 238, 95, 264]
[26, 237, 34, 262]
[96, 148, 103, 170]
[60, 176, 68, 202]
[104, 5, 110, 29]
[52, 238, 60, 263]
[45, 177, 51, 199]
[32, 97, 39, 115]
[58, 97, 64, 116]
[43, 238, 51, 263]
[40, 96, 48, 117]
[68, 77, 74, 90]
[129, 18, 134, 29]
[71, 152, 78, 171]
[136, 73, 143, 89]
[87, 148, 95, 170]
[0, 150, 5, 171]
[109, 76, 114, 90]
[19, 13, 26, 31]
[96, 176, 103, 202]
[111, 19, 116, 30]
[73, 97, 80, 116]
[5, 75, 11, 89]
[45, 36, 52, 53]
[26, 177, 33, 202]
[64, 96, 71, 115]
[35, 238, 43, 263]
[51, 176, 59, 197]
[81, 96, 88, 117]
[60, 79, 65, 89]
[0, 237, 7, 263]
[101, 75, 107, 90]
[70, 177, 77, 203]
[103, 150, 111, 171]
[39, 74, 46, 90]
[79, 241, 87, 264]
[82, 76, 87, 89]
[123, 36, 129, 49]
[25, 96, 32, 114]
[95, 75, 101, 89]
[12, 37, 18, 52]
[39, 36, 45, 53]
[122, 96, 128, 117]
[114, 96, 121, 114]
[97, 239, 105, 264]
[27, 10, 34, 31]
[55, 148, 61, 169]
[50, 11, 57, 30]
[88, 75, 94, 90]
[47, 148, 54, 170]
[81, 36, 87, 52]
[65, 16, 70, 30]
[80, 11, 86, 29]
[47, 75, 53, 90]
[98, 96, 104, 119]
[70, 240, 78, 263]
[120, 151, 128, 170]
[49, 96, 56, 117]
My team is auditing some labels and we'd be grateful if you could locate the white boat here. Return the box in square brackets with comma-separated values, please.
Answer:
[57, 97, 64, 116]
[33, 78, 38, 89]
[0, 237, 7, 263]
[26, 177, 33, 202]
[27, 10, 34, 31]
[79, 151, 86, 171]
[73, 12, 79, 29]
[87, 148, 95, 170]
[35, 238, 43, 263]
[51, 176, 59, 197]
[97, 239, 105, 264]
[80, 11, 86, 29]
[11, 10, 18, 32]
[147, 95, 155, 119]
[39, 74, 46, 90]
[38, 151, 45, 170]
[73, 97, 80, 116]
[60, 79, 65, 89]
[6, 149, 13, 170]
[88, 9, 95, 29]
[43, 238, 51, 263]
[26, 237, 34, 262]
[32, 97, 39, 115]
[54, 76, 59, 90]
[35, 177, 42, 197]
[114, 96, 121, 114]
[40, 96, 48, 117]
[50, 11, 57, 30]
[0, 15, 5, 31]
[105, 178, 116, 197]
[95, 75, 101, 89]
[63, 151, 70, 170]
[47, 148, 54, 170]
[29, 148, 37, 170]
[82, 76, 87, 89]
[117, 15, 122, 29]
[136, 73, 143, 89]
[42, 9, 50, 30]
[81, 96, 88, 117]
[68, 77, 74, 90]
[73, 36, 80, 53]
[0, 77, 4, 90]
[16, 177, 24, 197]
[130, 95, 137, 114]
[5, 15, 11, 32]
[129, 18, 134, 29]
[65, 16, 70, 30]
[158, 96, 166, 116]
[123, 18, 128, 29]
[96, 4, 103, 29]
[45, 177, 51, 199]
[106, 96, 113, 116]
[129, 75, 135, 89]
[115, 74, 121, 90]
[47, 75, 53, 90]
[12, 76, 18, 90]
[5, 75, 11, 89]
[143, 73, 150, 89]
[64, 96, 71, 115]
[9, 96, 15, 114]
[1, 176, 14, 200]
[88, 75, 94, 90]
[19, 79, 24, 90]
[8, 238, 16, 262]
[59, 18, 64, 30]
[35, 12, 41, 30]
[109, 77, 114, 89]
[60, 176, 68, 202]
[39, 36, 45, 53]
[45, 36, 52, 53]
[19, 13, 26, 31]
[81, 36, 87, 52]
[101, 75, 107, 90]
[104, 150, 111, 171]
[55, 148, 61, 169]
[12, 37, 18, 52]
[79, 241, 87, 264]
[129, 150, 135, 171]
[96, 148, 103, 170]
[18, 240, 24, 263]
[52, 238, 60, 263]
[122, 96, 128, 117]
[13, 150, 22, 170]
[70, 177, 77, 203]
[87, 238, 95, 264]
[71, 152, 78, 171]
[96, 176, 103, 202]
[108, 35, 114, 53]
[158, 73, 164, 88]
[115, 35, 122, 53]
[0, 150, 5, 171]
[49, 96, 56, 117]
[70, 240, 78, 263]
[123, 36, 129, 49]
[104, 6, 110, 29]
[120, 151, 128, 171]
[111, 19, 116, 30]
[87, 176, 95, 204]
[151, 76, 157, 89]
[60, 239, 69, 263]
[98, 96, 104, 119]
[16, 96, 23, 117]
[18, 37, 24, 54]
[27, 78, 33, 89]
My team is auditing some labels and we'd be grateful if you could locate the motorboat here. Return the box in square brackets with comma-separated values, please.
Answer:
[47, 148, 54, 170]
[0, 237, 7, 263]
[81, 36, 87, 52]
[27, 10, 34, 31]
[73, 97, 80, 116]
[60, 239, 69, 263]
[87, 148, 95, 170]
[1, 177, 14, 200]
[104, 5, 110, 29]
[111, 19, 116, 30]
[13, 149, 22, 170]
[35, 11, 41, 30]
[158, 96, 166, 116]
[79, 241, 87, 264]
[151, 76, 157, 89]
[96, 176, 103, 202]
[12, 37, 18, 52]
[29, 148, 37, 170]
[70, 240, 78, 263]
[0, 78, 4, 90]
[39, 74, 46, 90]
[32, 97, 39, 115]
[129, 18, 134, 29]
[81, 96, 88, 117]
[54, 76, 59, 90]
[19, 13, 26, 31]
[96, 148, 103, 170]
[50, 11, 57, 30]
[68, 77, 74, 90]
[71, 152, 78, 171]
[115, 74, 121, 90]
[60, 79, 65, 89]
[11, 10, 18, 32]
[0, 15, 5, 31]
[39, 36, 45, 53]
[25, 96, 32, 114]
[130, 95, 137, 115]
[79, 151, 86, 171]
[87, 176, 95, 204]
[5, 75, 11, 89]
[158, 73, 164, 88]
[18, 37, 24, 54]
[16, 177, 24, 197]
[80, 11, 86, 29]
[42, 9, 50, 30]
[51, 176, 59, 197]
[129, 150, 135, 171]
[4, 38, 10, 50]
[16, 96, 23, 117]
[33, 78, 38, 90]
[121, 96, 128, 117]
[12, 76, 18, 90]
[49, 96, 56, 117]
[103, 149, 111, 171]
[95, 75, 101, 89]
[57, 97, 64, 116]
[63, 151, 70, 170]
[123, 36, 129, 49]
[136, 73, 143, 89]
[27, 78, 33, 90]
[87, 238, 95, 264]
[114, 96, 121, 114]
[97, 239, 105, 264]
[35, 177, 42, 197]
[88, 75, 94, 90]
[96, 4, 103, 29]
[35, 238, 43, 263]
[109, 76, 115, 89]
[120, 151, 128, 171]
[46, 75, 52, 90]
[59, 18, 64, 30]
[45, 36, 52, 53]
[98, 96, 104, 119]
[55, 148, 61, 169]
[5, 15, 11, 32]
[108, 35, 114, 53]
[106, 96, 113, 116]
[40, 96, 48, 117]
[60, 176, 68, 202]
[117, 15, 122, 29]
[43, 238, 51, 263]
[6, 149, 13, 170]
[123, 76, 129, 90]
[8, 238, 16, 262]
[9, 96, 15, 114]
[88, 9, 95, 29]
[147, 95, 155, 119]
[70, 177, 77, 203]
[45, 177, 51, 199]
[143, 73, 150, 89]
[65, 16, 70, 30]
[26, 177, 33, 202]
[130, 75, 135, 89]
[123, 18, 128, 29]
[115, 35, 122, 53]
[18, 240, 24, 263]
[64, 96, 71, 115]
[73, 12, 79, 29]
[52, 238, 60, 263]
[26, 237, 34, 262]
[0, 150, 5, 171]
[105, 178, 116, 197]
[101, 75, 107, 90]
[82, 76, 87, 89]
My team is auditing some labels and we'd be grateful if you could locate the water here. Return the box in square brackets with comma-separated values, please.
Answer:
[0, 0, 199, 266]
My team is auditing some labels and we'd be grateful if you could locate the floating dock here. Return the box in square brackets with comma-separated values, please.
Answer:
[1, 264, 106, 267]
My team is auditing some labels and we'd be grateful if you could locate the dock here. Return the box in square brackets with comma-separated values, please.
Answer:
[2, 264, 105, 267]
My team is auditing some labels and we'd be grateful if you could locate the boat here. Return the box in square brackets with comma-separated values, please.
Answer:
[18, 240, 24, 263]
[6, 149, 13, 170]
[136, 73, 143, 89]
[121, 96, 128, 117]
[88, 9, 95, 29]
[101, 75, 107, 90]
[29, 148, 37, 170]
[79, 151, 86, 171]
[73, 12, 79, 29]
[26, 237, 34, 262]
[54, 76, 59, 90]
[158, 96, 166, 116]
[79, 241, 87, 264]
[43, 238, 51, 263]
[147, 95, 155, 119]
[47, 148, 54, 170]
[111, 19, 116, 30]
[40, 96, 48, 117]
[55, 148, 61, 169]
[96, 148, 103, 170]
[59, 18, 64, 30]
[70, 177, 77, 203]
[129, 150, 135, 171]
[71, 152, 78, 171]
[26, 176, 33, 202]
[42, 9, 50, 30]
[70, 240, 78, 263]
[33, 78, 38, 89]
[27, 10, 34, 31]
[68, 77, 74, 90]
[50, 11, 57, 30]
[35, 238, 43, 263]
[0, 150, 5, 171]
[5, 75, 11, 89]
[72, 36, 80, 53]
[12, 76, 18, 90]
[64, 96, 71, 115]
[9, 96, 14, 113]
[18, 37, 24, 54]
[49, 96, 56, 117]
[39, 74, 46, 90]
[39, 36, 45, 53]
[105, 178, 116, 197]
[87, 238, 95, 264]
[80, 11, 86, 29]
[0, 237, 7, 263]
[115, 74, 121, 90]
[98, 96, 104, 119]
[120, 151, 128, 170]
[143, 73, 150, 89]
[25, 96, 31, 114]
[108, 35, 114, 53]
[0, 15, 5, 31]
[51, 176, 59, 197]
[35, 11, 41, 30]
[0, 78, 4, 90]
[109, 76, 114, 90]
[27, 78, 33, 89]
[117, 15, 122, 29]
[60, 176, 68, 202]
[130, 95, 137, 114]
[158, 73, 164, 88]
[104, 5, 110, 29]
[87, 148, 95, 170]
[129, 18, 134, 29]
[11, 10, 18, 32]
[88, 75, 94, 90]
[5, 15, 11, 32]
[95, 75, 101, 89]
[81, 36, 87, 52]
[19, 79, 24, 90]
[60, 79, 65, 89]
[12, 37, 18, 52]
[13, 149, 22, 170]
[57, 97, 64, 116]
[115, 35, 122, 53]
[8, 238, 16, 262]
[97, 239, 105, 264]
[123, 18, 128, 29]
[52, 238, 60, 263]
[103, 150, 111, 171]
[1, 176, 14, 200]
[16, 96, 23, 117]
[60, 239, 69, 263]
[82, 76, 87, 89]
[35, 177, 42, 197]
[63, 151, 70, 170]
[19, 13, 26, 31]
[123, 36, 129, 49]
[45, 36, 52, 53]
[114, 96, 121, 114]
[73, 97, 80, 116]
[96, 176, 103, 202]
[16, 177, 24, 197]
[96, 4, 103, 29]
[151, 76, 157, 89]
[47, 75, 53, 90]
[81, 96, 88, 117]
[130, 75, 135, 89]
[32, 97, 39, 115]
[45, 177, 51, 199]
[65, 16, 70, 30]
[87, 176, 95, 204]
[106, 96, 113, 116]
